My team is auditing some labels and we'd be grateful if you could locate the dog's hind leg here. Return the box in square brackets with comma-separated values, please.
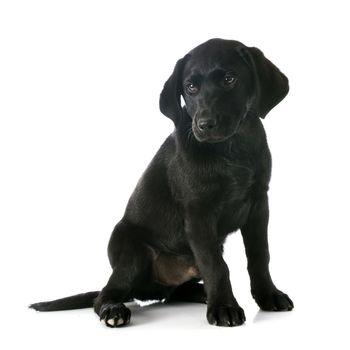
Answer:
[166, 281, 207, 304]
[94, 221, 153, 327]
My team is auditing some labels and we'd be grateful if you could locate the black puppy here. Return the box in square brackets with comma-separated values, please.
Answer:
[30, 38, 293, 327]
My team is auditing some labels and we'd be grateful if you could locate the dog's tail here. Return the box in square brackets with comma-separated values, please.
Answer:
[29, 291, 100, 311]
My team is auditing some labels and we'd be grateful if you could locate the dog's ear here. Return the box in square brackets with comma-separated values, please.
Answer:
[159, 55, 188, 125]
[243, 47, 289, 118]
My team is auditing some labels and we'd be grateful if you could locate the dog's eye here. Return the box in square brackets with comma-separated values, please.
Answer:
[223, 74, 237, 86]
[185, 82, 199, 95]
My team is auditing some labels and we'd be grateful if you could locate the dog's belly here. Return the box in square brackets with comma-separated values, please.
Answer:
[151, 252, 200, 286]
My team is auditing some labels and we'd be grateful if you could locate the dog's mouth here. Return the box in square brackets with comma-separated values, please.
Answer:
[192, 119, 242, 144]
[192, 130, 231, 143]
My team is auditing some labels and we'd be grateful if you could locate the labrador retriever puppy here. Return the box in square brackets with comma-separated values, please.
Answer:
[30, 38, 293, 327]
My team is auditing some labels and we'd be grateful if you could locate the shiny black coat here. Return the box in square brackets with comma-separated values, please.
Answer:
[30, 39, 293, 327]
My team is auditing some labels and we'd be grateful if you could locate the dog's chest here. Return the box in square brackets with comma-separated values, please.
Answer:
[171, 153, 256, 206]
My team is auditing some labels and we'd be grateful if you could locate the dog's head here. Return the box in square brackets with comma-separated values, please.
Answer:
[159, 38, 289, 143]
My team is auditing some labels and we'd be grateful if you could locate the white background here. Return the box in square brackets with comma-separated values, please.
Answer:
[1, 0, 349, 349]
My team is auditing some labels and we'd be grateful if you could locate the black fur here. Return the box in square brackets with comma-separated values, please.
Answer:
[30, 38, 293, 327]
[29, 291, 99, 311]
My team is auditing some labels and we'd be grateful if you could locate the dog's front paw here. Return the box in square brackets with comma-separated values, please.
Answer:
[207, 304, 246, 327]
[253, 289, 294, 311]
[99, 303, 131, 327]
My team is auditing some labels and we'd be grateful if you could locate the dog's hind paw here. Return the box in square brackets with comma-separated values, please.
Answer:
[99, 303, 131, 328]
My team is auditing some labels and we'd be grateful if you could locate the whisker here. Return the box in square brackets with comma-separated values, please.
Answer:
[186, 126, 194, 145]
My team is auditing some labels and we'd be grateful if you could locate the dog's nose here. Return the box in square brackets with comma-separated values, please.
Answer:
[197, 118, 217, 131]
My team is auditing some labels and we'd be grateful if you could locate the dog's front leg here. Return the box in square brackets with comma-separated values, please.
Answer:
[185, 212, 246, 327]
[241, 194, 294, 311]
